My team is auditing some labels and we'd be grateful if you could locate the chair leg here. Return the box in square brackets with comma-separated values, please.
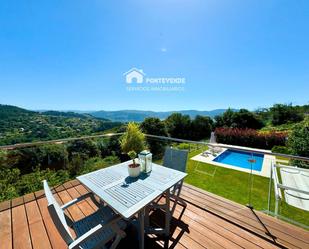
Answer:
[110, 232, 126, 249]
[165, 189, 170, 237]
[169, 180, 185, 218]
[144, 205, 150, 229]
[171, 195, 187, 220]
[109, 222, 126, 249]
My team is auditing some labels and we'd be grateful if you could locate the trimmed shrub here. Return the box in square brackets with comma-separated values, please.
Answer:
[287, 119, 309, 168]
[271, 146, 292, 155]
[215, 128, 287, 149]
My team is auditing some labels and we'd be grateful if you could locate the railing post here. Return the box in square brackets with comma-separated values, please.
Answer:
[246, 152, 255, 209]
[275, 197, 279, 218]
[267, 160, 273, 213]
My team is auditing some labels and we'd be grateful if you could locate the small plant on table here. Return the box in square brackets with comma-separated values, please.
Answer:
[120, 122, 145, 177]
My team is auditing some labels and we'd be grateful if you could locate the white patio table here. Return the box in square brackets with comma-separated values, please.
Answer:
[77, 160, 187, 249]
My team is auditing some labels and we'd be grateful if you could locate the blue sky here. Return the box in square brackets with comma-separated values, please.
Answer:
[0, 0, 308, 111]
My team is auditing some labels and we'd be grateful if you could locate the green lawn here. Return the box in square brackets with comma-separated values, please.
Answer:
[182, 148, 309, 228]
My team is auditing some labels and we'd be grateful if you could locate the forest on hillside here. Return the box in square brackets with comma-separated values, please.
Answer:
[0, 105, 122, 145]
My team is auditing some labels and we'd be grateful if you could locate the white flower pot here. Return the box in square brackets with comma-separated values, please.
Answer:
[128, 164, 141, 177]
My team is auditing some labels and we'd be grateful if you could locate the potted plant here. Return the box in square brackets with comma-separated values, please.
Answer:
[120, 122, 146, 177]
[127, 150, 140, 177]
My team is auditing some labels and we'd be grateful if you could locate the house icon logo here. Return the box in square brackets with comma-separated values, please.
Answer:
[123, 68, 145, 83]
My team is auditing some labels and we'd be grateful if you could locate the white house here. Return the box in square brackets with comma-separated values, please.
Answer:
[123, 68, 145, 83]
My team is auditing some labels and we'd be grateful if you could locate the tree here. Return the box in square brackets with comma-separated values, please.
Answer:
[214, 108, 235, 128]
[232, 109, 264, 129]
[287, 119, 309, 168]
[120, 122, 145, 154]
[67, 139, 100, 161]
[0, 167, 20, 201]
[5, 144, 69, 174]
[215, 109, 264, 129]
[140, 117, 168, 157]
[190, 115, 213, 140]
[270, 104, 304, 126]
[0, 150, 7, 168]
[140, 117, 168, 137]
[255, 108, 271, 123]
[165, 113, 191, 139]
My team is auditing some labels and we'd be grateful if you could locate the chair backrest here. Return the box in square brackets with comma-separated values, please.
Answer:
[43, 180, 74, 245]
[163, 147, 188, 173]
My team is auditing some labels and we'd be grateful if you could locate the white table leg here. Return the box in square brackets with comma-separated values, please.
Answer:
[138, 208, 145, 249]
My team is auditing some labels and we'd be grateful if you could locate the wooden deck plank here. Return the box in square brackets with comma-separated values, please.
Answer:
[175, 232, 207, 249]
[36, 197, 67, 249]
[62, 181, 73, 190]
[184, 184, 309, 241]
[166, 197, 270, 249]
[69, 179, 81, 187]
[23, 193, 35, 204]
[156, 197, 244, 249]
[34, 190, 44, 200]
[52, 191, 77, 238]
[174, 243, 187, 249]
[0, 209, 12, 249]
[180, 187, 307, 249]
[177, 200, 278, 249]
[12, 205, 32, 249]
[57, 189, 85, 221]
[181, 193, 300, 249]
[0, 200, 11, 212]
[11, 196, 24, 208]
[74, 184, 99, 211]
[182, 185, 309, 248]
[25, 201, 52, 249]
[1, 181, 308, 249]
[175, 200, 278, 249]
[151, 205, 224, 249]
[66, 187, 95, 216]
[54, 185, 65, 193]
[173, 207, 255, 249]
[177, 225, 223, 249]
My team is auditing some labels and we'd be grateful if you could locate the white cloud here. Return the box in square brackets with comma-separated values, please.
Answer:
[160, 48, 167, 52]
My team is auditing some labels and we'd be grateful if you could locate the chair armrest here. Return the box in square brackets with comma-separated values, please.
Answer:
[61, 192, 94, 210]
[68, 215, 123, 249]
[69, 223, 103, 249]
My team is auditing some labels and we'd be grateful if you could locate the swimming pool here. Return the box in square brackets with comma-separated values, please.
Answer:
[213, 149, 264, 171]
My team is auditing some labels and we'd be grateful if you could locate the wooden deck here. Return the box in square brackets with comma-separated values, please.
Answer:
[0, 180, 308, 249]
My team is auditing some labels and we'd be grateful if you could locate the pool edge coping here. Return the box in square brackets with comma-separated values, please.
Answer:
[191, 147, 275, 178]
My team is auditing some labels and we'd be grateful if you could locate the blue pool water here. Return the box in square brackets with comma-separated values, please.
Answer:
[213, 149, 264, 171]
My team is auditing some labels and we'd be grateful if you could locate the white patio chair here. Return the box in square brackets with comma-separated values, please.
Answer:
[43, 180, 126, 249]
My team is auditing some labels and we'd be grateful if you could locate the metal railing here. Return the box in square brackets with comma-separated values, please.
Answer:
[0, 132, 124, 150]
[1, 133, 309, 162]
[1, 133, 308, 229]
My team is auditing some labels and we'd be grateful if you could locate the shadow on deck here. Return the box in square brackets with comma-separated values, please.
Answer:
[0, 180, 308, 249]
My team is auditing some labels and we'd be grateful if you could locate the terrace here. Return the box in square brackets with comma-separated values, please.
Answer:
[0, 134, 308, 249]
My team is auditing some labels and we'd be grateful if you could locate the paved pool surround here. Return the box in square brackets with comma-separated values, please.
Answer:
[191, 144, 275, 178]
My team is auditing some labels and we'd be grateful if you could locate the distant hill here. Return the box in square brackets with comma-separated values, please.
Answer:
[40, 110, 109, 121]
[89, 109, 231, 122]
[0, 104, 235, 144]
[0, 105, 121, 145]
